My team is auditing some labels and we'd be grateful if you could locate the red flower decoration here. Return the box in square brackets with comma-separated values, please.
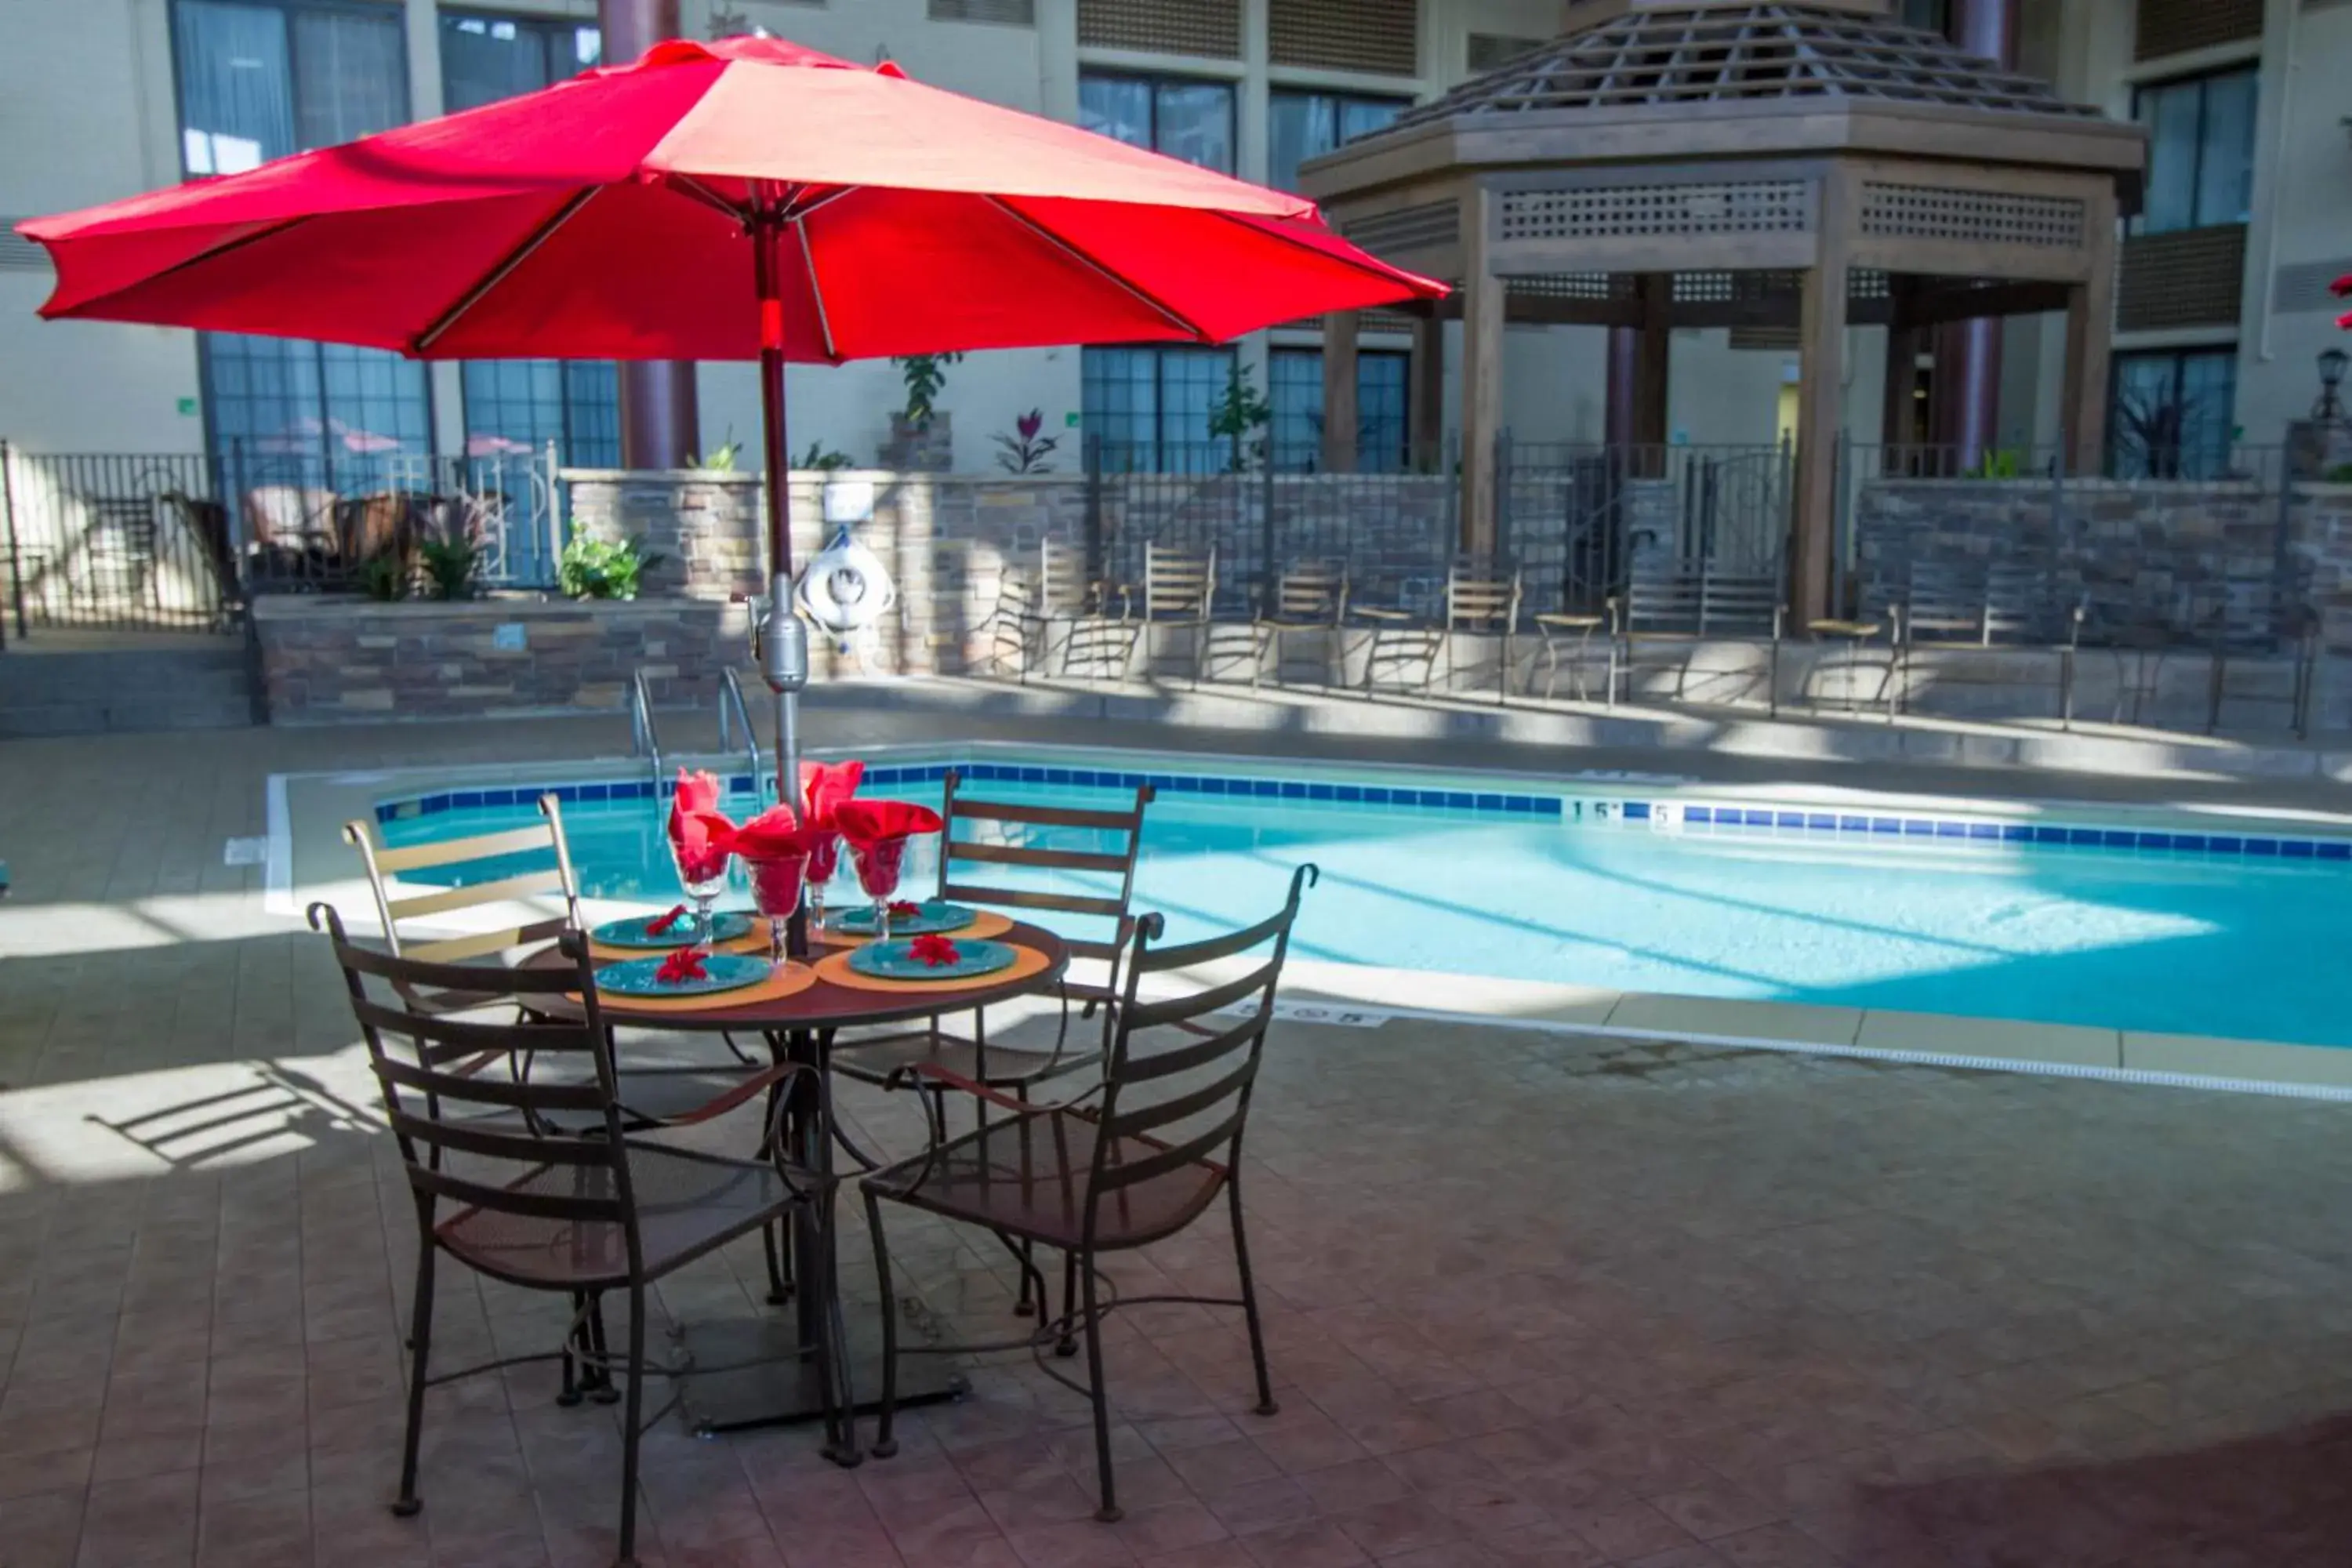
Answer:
[654, 948, 709, 985]
[888, 899, 924, 917]
[645, 902, 689, 935]
[909, 934, 961, 968]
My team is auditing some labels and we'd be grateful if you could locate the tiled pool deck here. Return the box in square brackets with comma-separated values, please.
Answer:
[10, 708, 2352, 1567]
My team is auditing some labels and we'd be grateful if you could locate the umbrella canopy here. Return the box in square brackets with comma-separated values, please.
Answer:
[20, 35, 1441, 361]
[19, 33, 1443, 826]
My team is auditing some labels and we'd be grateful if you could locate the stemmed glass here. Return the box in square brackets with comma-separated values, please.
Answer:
[669, 835, 732, 952]
[804, 828, 842, 938]
[848, 834, 913, 942]
[745, 851, 808, 965]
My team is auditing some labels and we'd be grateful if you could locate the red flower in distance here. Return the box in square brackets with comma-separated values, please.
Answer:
[655, 948, 709, 985]
[909, 934, 960, 968]
[645, 903, 689, 935]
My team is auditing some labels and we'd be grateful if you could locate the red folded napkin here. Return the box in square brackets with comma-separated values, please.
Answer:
[655, 948, 708, 985]
[889, 899, 923, 918]
[669, 768, 736, 884]
[724, 805, 822, 861]
[909, 934, 960, 968]
[800, 760, 866, 826]
[833, 798, 944, 845]
[645, 902, 689, 935]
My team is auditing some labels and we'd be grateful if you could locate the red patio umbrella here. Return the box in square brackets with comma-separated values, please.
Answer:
[20, 34, 1443, 812]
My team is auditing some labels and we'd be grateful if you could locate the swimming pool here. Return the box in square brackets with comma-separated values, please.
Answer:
[372, 746, 2352, 1049]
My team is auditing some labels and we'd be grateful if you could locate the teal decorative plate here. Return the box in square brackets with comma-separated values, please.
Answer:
[595, 952, 771, 998]
[829, 900, 978, 938]
[593, 910, 754, 949]
[847, 938, 1018, 983]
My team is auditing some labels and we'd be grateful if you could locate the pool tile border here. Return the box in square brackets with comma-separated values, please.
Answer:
[369, 756, 2352, 864]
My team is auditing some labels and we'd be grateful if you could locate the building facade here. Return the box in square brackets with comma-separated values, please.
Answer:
[0, 0, 2341, 477]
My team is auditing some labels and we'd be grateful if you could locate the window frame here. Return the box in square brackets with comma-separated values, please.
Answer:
[1267, 87, 1412, 194]
[437, 6, 604, 114]
[1081, 344, 1241, 472]
[1077, 69, 1239, 175]
[2129, 66, 2259, 237]
[1267, 346, 1411, 473]
[2107, 346, 2239, 479]
[172, 0, 437, 483]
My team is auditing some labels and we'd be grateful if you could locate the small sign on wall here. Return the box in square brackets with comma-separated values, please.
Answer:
[492, 623, 528, 652]
[176, 397, 198, 416]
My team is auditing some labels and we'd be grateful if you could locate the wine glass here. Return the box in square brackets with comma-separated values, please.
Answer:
[804, 828, 842, 938]
[848, 834, 913, 942]
[745, 851, 808, 965]
[669, 834, 732, 952]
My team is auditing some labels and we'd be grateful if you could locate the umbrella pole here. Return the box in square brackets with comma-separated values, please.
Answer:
[750, 198, 810, 949]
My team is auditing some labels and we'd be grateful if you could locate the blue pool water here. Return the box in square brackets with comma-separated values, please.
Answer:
[378, 753, 2352, 1048]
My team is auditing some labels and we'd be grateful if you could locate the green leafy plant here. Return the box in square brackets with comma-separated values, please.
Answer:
[993, 409, 1060, 474]
[688, 430, 742, 471]
[795, 441, 855, 471]
[416, 521, 484, 601]
[891, 353, 964, 428]
[362, 551, 408, 602]
[558, 534, 663, 601]
[1208, 362, 1272, 472]
[2325, 463, 2352, 485]
[1961, 448, 2026, 481]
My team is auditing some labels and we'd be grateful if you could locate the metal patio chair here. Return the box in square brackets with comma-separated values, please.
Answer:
[1251, 561, 1349, 688]
[310, 906, 851, 1568]
[860, 864, 1318, 1523]
[1120, 544, 1215, 685]
[1434, 562, 1523, 703]
[1607, 557, 1786, 716]
[1888, 560, 2078, 721]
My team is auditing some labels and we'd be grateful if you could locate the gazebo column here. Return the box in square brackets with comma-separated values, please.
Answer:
[1791, 187, 1853, 627]
[2062, 191, 2120, 476]
[1321, 310, 1360, 472]
[1459, 192, 1504, 557]
[1410, 314, 1445, 470]
[1604, 274, 1672, 454]
[1882, 278, 1919, 452]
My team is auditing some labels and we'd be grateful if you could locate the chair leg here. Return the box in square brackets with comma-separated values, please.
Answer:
[818, 1196, 861, 1468]
[1229, 1181, 1279, 1419]
[761, 1217, 793, 1305]
[392, 1234, 435, 1518]
[1080, 1255, 1121, 1523]
[616, 1285, 647, 1568]
[865, 1188, 902, 1459]
[1056, 1250, 1080, 1358]
[557, 1290, 584, 1408]
[1013, 1081, 1037, 1318]
[586, 1292, 619, 1405]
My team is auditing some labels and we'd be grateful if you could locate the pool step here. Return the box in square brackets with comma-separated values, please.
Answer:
[0, 643, 261, 737]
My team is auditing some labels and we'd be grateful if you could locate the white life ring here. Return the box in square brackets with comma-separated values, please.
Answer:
[796, 526, 897, 637]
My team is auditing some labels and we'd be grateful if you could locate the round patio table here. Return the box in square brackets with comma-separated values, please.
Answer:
[535, 923, 1071, 1439]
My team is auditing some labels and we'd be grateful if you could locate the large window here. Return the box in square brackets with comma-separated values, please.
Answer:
[2132, 69, 2258, 235]
[1078, 73, 1236, 173]
[1082, 347, 1236, 471]
[2110, 348, 2238, 478]
[440, 12, 619, 467]
[1269, 348, 1410, 471]
[174, 0, 430, 488]
[1269, 91, 1408, 194]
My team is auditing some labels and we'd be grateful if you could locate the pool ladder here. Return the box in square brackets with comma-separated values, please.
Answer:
[630, 666, 761, 797]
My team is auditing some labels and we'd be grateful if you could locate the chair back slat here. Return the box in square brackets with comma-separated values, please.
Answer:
[1040, 539, 1098, 616]
[1269, 564, 1347, 623]
[405, 920, 568, 965]
[948, 841, 1133, 875]
[372, 1052, 609, 1114]
[949, 798, 1150, 832]
[938, 882, 1130, 923]
[1446, 564, 1522, 630]
[1142, 546, 1214, 621]
[405, 1163, 619, 1225]
[343, 793, 583, 965]
[1078, 865, 1316, 1240]
[385, 1106, 615, 1171]
[1092, 1109, 1246, 1194]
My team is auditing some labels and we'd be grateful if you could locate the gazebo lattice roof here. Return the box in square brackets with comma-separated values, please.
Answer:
[1392, 2, 2102, 128]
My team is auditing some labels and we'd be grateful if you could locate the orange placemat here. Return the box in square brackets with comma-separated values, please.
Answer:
[585, 960, 816, 1016]
[813, 942, 1054, 996]
[814, 909, 1014, 949]
[590, 931, 769, 964]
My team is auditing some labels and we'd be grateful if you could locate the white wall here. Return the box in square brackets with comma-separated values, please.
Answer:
[0, 0, 201, 452]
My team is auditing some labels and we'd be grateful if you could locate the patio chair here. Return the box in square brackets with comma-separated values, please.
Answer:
[1890, 561, 2076, 720]
[1435, 561, 1523, 703]
[1532, 608, 1609, 702]
[1251, 561, 1348, 688]
[1120, 544, 1215, 685]
[1037, 539, 1127, 681]
[861, 864, 1318, 1522]
[310, 906, 851, 1567]
[1606, 557, 1786, 716]
[829, 772, 1156, 1263]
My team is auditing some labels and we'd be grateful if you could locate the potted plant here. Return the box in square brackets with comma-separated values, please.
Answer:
[558, 534, 664, 601]
[993, 409, 1060, 474]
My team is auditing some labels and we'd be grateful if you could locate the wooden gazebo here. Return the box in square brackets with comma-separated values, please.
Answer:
[1298, 0, 2146, 624]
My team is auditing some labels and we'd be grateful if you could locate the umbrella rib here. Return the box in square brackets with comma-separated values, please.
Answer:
[1207, 210, 1438, 300]
[795, 220, 840, 361]
[72, 215, 313, 300]
[982, 196, 1212, 343]
[669, 173, 750, 224]
[412, 187, 599, 354]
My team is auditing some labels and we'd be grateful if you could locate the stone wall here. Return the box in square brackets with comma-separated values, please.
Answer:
[1856, 477, 2352, 645]
[252, 597, 750, 724]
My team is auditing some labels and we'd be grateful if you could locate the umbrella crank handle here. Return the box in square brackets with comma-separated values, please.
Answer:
[748, 581, 810, 697]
